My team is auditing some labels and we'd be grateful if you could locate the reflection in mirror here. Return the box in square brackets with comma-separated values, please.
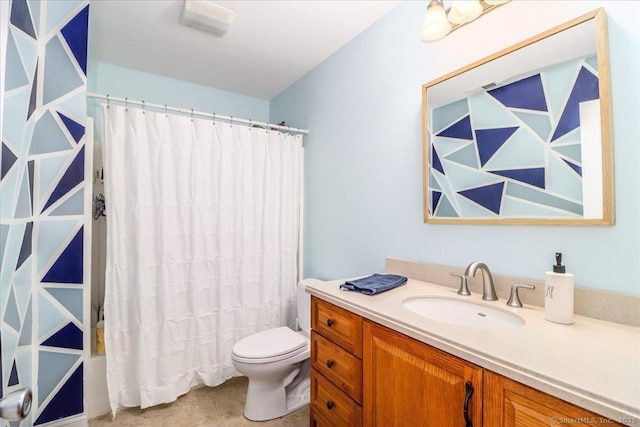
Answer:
[422, 9, 613, 225]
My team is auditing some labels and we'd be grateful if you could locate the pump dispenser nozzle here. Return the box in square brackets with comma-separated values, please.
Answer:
[553, 252, 566, 273]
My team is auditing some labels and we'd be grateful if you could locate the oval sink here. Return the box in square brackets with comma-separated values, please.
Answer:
[402, 297, 525, 330]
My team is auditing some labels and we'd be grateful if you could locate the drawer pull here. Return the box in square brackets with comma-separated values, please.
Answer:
[326, 319, 334, 327]
[326, 401, 334, 410]
[326, 359, 334, 368]
[464, 381, 474, 427]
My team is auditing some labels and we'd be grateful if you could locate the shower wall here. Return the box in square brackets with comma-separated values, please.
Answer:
[0, 0, 90, 425]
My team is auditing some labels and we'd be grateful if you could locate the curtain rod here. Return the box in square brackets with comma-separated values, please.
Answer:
[86, 92, 309, 135]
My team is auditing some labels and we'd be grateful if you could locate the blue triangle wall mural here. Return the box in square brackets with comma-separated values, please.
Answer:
[458, 182, 505, 215]
[42, 226, 83, 284]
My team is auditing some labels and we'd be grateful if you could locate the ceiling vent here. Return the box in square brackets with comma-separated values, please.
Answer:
[181, 1, 235, 37]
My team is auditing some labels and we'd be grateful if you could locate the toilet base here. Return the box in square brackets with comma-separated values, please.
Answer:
[243, 361, 310, 421]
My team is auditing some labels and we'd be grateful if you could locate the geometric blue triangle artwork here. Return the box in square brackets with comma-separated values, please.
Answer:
[432, 144, 445, 175]
[42, 146, 84, 212]
[458, 181, 505, 215]
[488, 74, 548, 112]
[35, 363, 84, 425]
[28, 61, 38, 121]
[475, 126, 518, 167]
[42, 227, 83, 284]
[28, 160, 35, 210]
[8, 360, 19, 386]
[551, 67, 599, 142]
[432, 190, 442, 214]
[57, 112, 84, 143]
[10, 0, 37, 40]
[16, 221, 33, 271]
[60, 5, 89, 75]
[436, 115, 473, 140]
[489, 167, 546, 189]
[563, 159, 582, 176]
[1, 142, 18, 180]
[41, 323, 83, 350]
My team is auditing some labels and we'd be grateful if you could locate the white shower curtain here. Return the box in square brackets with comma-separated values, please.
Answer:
[101, 104, 303, 414]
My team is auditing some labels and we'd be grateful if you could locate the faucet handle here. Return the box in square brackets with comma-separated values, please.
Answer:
[507, 284, 536, 308]
[450, 273, 471, 296]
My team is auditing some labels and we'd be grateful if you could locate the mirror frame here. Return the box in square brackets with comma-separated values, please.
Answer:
[422, 8, 614, 225]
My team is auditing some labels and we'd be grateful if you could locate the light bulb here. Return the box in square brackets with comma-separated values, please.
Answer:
[421, 1, 452, 41]
[448, 0, 483, 25]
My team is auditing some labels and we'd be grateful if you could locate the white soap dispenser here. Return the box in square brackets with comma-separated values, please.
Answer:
[544, 252, 574, 325]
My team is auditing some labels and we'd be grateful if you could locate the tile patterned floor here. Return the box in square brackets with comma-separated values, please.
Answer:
[88, 376, 309, 427]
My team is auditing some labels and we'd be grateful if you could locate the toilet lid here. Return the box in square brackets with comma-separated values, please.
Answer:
[233, 327, 307, 360]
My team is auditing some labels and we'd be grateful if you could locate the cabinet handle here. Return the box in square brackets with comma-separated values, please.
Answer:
[326, 360, 334, 368]
[464, 381, 474, 427]
[326, 401, 334, 410]
[326, 319, 334, 327]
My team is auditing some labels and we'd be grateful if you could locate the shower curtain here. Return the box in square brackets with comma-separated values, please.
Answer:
[101, 104, 303, 414]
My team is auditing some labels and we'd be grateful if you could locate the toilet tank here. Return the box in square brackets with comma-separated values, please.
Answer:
[297, 278, 322, 334]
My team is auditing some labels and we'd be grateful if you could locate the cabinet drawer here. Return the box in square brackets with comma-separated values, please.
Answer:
[311, 331, 363, 403]
[311, 297, 363, 357]
[311, 368, 362, 427]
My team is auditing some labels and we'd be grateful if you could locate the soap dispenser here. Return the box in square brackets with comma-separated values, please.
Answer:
[544, 253, 574, 325]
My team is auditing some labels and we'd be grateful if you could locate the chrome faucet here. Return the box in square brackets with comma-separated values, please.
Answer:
[464, 262, 498, 301]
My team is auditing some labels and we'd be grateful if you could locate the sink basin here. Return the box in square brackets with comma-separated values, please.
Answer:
[402, 297, 525, 330]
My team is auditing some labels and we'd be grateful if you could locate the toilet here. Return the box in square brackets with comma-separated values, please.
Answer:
[231, 278, 320, 421]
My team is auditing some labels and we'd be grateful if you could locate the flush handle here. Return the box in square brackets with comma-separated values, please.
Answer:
[463, 381, 474, 427]
[326, 401, 334, 410]
[326, 359, 334, 368]
[326, 319, 334, 327]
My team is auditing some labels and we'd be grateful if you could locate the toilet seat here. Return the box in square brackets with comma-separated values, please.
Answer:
[232, 327, 308, 364]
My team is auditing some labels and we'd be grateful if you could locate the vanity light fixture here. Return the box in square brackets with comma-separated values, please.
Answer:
[181, 1, 235, 37]
[421, 0, 510, 42]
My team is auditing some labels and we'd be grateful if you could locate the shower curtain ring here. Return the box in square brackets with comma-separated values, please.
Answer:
[142, 100, 145, 114]
[230, 116, 233, 128]
[249, 119, 252, 130]
[106, 94, 110, 109]
[212, 113, 216, 125]
[266, 122, 270, 133]
[125, 97, 128, 111]
[164, 105, 168, 118]
[191, 109, 194, 122]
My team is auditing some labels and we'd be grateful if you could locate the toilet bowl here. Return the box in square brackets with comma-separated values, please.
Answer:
[231, 279, 321, 421]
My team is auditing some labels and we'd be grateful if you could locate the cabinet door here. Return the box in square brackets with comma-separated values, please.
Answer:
[363, 320, 483, 427]
[484, 371, 624, 427]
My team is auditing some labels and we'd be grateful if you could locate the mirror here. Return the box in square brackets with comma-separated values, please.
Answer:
[422, 9, 613, 225]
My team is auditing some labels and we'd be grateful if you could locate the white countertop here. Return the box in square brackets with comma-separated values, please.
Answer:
[306, 278, 640, 423]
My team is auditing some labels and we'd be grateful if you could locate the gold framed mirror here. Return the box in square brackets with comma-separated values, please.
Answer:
[422, 9, 613, 225]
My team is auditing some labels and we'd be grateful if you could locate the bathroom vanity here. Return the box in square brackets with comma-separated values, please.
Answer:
[307, 278, 639, 426]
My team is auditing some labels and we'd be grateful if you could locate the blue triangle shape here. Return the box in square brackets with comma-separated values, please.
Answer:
[475, 127, 518, 167]
[563, 159, 582, 176]
[42, 227, 83, 284]
[27, 61, 38, 121]
[431, 191, 442, 215]
[1, 142, 18, 180]
[10, 0, 37, 39]
[60, 5, 89, 75]
[35, 363, 84, 424]
[432, 144, 444, 175]
[489, 168, 545, 189]
[488, 74, 548, 112]
[551, 67, 599, 142]
[16, 221, 33, 271]
[458, 182, 505, 215]
[8, 360, 19, 386]
[57, 112, 85, 143]
[43, 146, 84, 212]
[42, 322, 83, 350]
[436, 115, 473, 140]
[28, 160, 34, 211]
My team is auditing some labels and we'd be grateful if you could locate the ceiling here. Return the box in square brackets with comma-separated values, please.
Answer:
[89, 1, 400, 100]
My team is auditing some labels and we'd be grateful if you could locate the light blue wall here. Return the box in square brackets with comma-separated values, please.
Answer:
[271, 1, 640, 295]
[86, 61, 270, 142]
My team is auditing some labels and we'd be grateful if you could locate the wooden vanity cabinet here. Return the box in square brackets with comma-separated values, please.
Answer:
[484, 371, 624, 427]
[363, 320, 483, 427]
[310, 297, 363, 427]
